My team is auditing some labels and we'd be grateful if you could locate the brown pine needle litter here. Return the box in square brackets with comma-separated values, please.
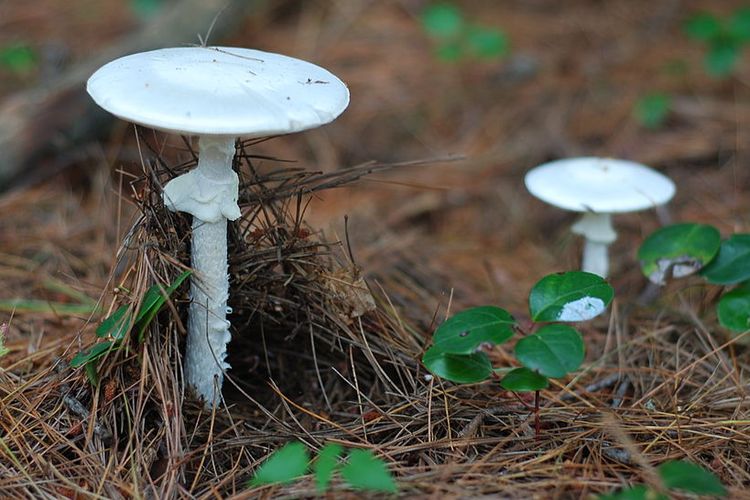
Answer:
[0, 131, 748, 499]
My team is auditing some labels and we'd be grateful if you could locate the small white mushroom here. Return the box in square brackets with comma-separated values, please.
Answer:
[87, 47, 349, 406]
[524, 157, 675, 277]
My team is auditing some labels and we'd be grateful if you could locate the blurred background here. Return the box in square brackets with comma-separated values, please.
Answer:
[2, 0, 750, 315]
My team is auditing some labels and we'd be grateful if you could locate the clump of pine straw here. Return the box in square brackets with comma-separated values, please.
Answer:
[1, 137, 749, 497]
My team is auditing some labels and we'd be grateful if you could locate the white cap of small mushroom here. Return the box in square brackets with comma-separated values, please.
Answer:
[87, 47, 349, 406]
[524, 157, 675, 278]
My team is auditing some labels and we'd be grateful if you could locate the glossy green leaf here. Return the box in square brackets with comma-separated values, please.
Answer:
[341, 449, 397, 493]
[499, 367, 549, 392]
[135, 270, 191, 341]
[314, 443, 343, 493]
[700, 234, 750, 284]
[597, 485, 667, 500]
[422, 346, 492, 383]
[70, 341, 114, 368]
[250, 441, 310, 486]
[634, 93, 671, 129]
[431, 306, 515, 354]
[466, 26, 508, 59]
[421, 3, 464, 39]
[684, 13, 722, 41]
[658, 460, 727, 496]
[529, 272, 613, 322]
[717, 283, 750, 332]
[705, 42, 740, 77]
[638, 223, 721, 285]
[96, 305, 132, 340]
[515, 324, 584, 378]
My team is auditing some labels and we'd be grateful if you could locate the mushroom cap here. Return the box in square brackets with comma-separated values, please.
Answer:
[86, 46, 350, 137]
[524, 157, 675, 213]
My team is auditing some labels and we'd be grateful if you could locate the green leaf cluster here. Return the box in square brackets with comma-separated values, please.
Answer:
[0, 42, 36, 75]
[638, 223, 750, 335]
[420, 3, 508, 62]
[684, 8, 750, 77]
[633, 93, 671, 130]
[249, 441, 397, 494]
[71, 271, 191, 385]
[422, 272, 613, 392]
[599, 459, 727, 499]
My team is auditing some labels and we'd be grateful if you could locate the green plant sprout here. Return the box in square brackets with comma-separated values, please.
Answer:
[633, 93, 671, 129]
[420, 2, 508, 62]
[684, 7, 750, 77]
[422, 271, 613, 434]
[0, 323, 9, 358]
[638, 223, 750, 335]
[70, 271, 191, 385]
[0, 42, 36, 76]
[599, 459, 727, 499]
[249, 441, 397, 494]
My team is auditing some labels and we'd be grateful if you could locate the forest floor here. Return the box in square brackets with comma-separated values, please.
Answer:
[1, 1, 749, 498]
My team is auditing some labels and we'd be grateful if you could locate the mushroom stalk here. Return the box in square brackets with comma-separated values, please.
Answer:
[163, 135, 240, 406]
[571, 212, 616, 278]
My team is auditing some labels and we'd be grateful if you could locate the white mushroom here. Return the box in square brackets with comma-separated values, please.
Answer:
[87, 47, 349, 406]
[524, 157, 675, 278]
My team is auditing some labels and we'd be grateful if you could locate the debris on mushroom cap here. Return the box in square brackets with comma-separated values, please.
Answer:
[86, 46, 350, 137]
[524, 157, 675, 213]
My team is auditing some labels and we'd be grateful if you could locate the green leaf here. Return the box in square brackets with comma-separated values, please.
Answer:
[314, 443, 343, 493]
[499, 367, 549, 392]
[130, 0, 164, 20]
[701, 234, 750, 284]
[0, 299, 99, 316]
[684, 13, 722, 41]
[514, 324, 584, 378]
[431, 306, 515, 354]
[658, 460, 727, 496]
[597, 485, 667, 500]
[96, 305, 132, 340]
[729, 7, 750, 42]
[436, 41, 464, 62]
[634, 93, 671, 129]
[134, 270, 191, 341]
[717, 283, 750, 332]
[70, 341, 115, 368]
[705, 42, 740, 77]
[341, 449, 397, 493]
[84, 362, 100, 386]
[422, 346, 492, 383]
[250, 441, 310, 486]
[421, 3, 464, 39]
[466, 26, 508, 59]
[528, 272, 613, 322]
[0, 43, 36, 74]
[638, 223, 721, 285]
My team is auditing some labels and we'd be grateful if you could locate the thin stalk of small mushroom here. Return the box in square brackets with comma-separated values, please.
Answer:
[571, 212, 616, 278]
[163, 135, 241, 406]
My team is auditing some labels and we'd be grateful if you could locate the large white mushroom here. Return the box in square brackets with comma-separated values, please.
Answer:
[87, 46, 349, 406]
[525, 157, 675, 278]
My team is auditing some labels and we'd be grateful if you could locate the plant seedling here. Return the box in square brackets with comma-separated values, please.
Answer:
[684, 8, 750, 77]
[249, 441, 397, 494]
[422, 271, 613, 435]
[420, 2, 508, 62]
[70, 271, 191, 386]
[638, 222, 750, 336]
[598, 459, 727, 499]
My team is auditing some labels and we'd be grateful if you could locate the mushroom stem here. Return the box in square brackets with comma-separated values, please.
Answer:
[571, 212, 617, 278]
[163, 135, 240, 406]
